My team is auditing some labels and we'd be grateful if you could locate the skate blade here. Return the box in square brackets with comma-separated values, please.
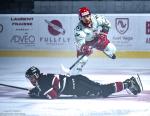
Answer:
[136, 73, 144, 91]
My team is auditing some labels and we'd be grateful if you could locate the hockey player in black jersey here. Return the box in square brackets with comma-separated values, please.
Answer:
[25, 66, 142, 99]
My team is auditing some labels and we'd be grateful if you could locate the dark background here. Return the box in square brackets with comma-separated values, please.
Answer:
[0, 0, 150, 14]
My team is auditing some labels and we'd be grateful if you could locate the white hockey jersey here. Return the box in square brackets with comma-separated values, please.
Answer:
[74, 14, 111, 50]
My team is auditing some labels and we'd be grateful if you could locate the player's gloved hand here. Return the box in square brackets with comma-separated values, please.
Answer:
[96, 32, 110, 50]
[98, 32, 107, 43]
[81, 44, 93, 56]
[28, 87, 40, 98]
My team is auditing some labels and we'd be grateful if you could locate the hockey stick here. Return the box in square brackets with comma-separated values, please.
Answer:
[0, 83, 28, 91]
[61, 40, 99, 74]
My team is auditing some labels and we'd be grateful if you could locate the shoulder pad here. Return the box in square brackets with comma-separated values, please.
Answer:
[94, 14, 99, 19]
[96, 15, 111, 28]
[74, 23, 86, 38]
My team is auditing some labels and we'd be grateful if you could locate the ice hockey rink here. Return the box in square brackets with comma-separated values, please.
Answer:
[0, 57, 150, 116]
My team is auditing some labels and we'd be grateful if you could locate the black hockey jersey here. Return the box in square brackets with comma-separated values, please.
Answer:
[36, 73, 67, 99]
[36, 73, 101, 98]
[34, 74, 116, 99]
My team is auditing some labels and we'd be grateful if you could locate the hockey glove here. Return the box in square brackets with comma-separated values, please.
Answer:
[101, 25, 109, 34]
[96, 32, 110, 50]
[98, 32, 108, 42]
[98, 25, 109, 41]
[28, 87, 40, 98]
[81, 44, 93, 56]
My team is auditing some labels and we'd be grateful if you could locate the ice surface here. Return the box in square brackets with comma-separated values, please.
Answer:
[0, 57, 150, 116]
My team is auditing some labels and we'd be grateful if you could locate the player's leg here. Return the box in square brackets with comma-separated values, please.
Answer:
[60, 74, 95, 96]
[73, 75, 128, 97]
[100, 82, 124, 97]
[72, 55, 88, 75]
[103, 43, 116, 59]
[100, 75, 142, 97]
[95, 34, 116, 59]
[71, 75, 102, 97]
[69, 75, 124, 97]
[62, 75, 142, 98]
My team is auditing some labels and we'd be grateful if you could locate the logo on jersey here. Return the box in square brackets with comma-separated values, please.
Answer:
[115, 18, 129, 34]
[45, 19, 65, 36]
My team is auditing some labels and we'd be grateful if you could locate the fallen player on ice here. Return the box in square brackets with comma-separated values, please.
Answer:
[24, 66, 143, 99]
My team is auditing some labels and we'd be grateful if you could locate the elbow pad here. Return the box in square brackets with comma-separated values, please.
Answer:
[44, 88, 58, 99]
[101, 25, 109, 33]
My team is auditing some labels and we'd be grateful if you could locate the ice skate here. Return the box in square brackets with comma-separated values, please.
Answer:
[124, 74, 143, 95]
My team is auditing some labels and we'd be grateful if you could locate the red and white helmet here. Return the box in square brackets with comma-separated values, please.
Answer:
[78, 7, 91, 18]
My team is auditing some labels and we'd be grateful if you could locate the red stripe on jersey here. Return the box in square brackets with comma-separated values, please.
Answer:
[44, 88, 57, 99]
[52, 75, 60, 90]
[115, 82, 124, 92]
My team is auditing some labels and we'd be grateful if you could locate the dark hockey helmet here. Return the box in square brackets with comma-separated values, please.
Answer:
[25, 66, 40, 79]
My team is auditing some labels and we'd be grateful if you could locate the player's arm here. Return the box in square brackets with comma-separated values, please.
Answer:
[95, 15, 111, 34]
[43, 75, 60, 99]
[28, 75, 61, 99]
[28, 86, 44, 98]
[94, 15, 111, 48]
[74, 26, 86, 49]
[74, 26, 92, 56]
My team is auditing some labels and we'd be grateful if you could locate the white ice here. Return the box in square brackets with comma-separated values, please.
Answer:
[0, 57, 150, 116]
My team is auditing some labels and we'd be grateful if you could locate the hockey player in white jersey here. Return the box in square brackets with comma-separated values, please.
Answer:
[74, 7, 116, 74]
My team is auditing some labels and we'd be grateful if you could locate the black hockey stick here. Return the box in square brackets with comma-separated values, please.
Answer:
[0, 83, 28, 90]
[61, 40, 99, 74]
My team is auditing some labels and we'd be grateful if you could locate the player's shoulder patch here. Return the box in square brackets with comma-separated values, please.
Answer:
[75, 25, 82, 31]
